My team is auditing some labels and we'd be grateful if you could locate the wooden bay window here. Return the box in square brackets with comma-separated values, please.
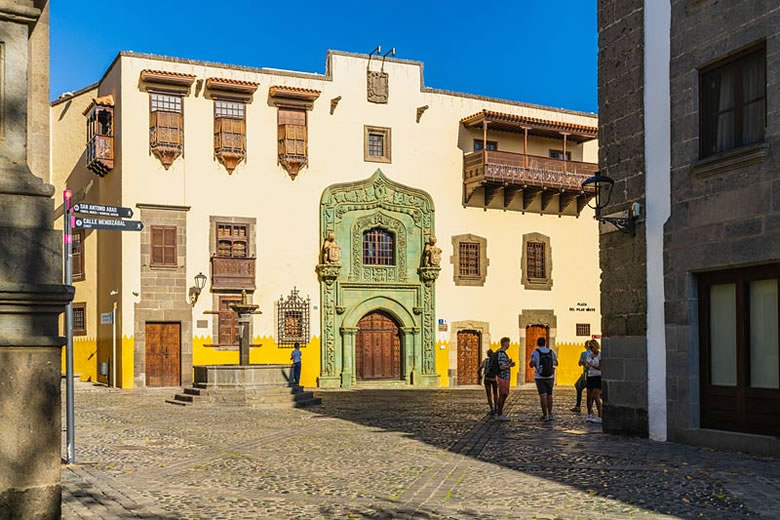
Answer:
[149, 92, 184, 169]
[214, 99, 246, 174]
[277, 107, 308, 178]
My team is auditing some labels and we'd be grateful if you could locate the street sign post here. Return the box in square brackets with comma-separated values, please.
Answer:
[74, 217, 143, 232]
[72, 203, 133, 219]
[63, 197, 143, 464]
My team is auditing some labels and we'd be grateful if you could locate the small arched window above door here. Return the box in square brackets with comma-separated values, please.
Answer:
[363, 228, 395, 265]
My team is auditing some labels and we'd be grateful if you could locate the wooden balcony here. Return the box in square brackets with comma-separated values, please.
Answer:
[150, 110, 183, 169]
[214, 117, 246, 174]
[211, 256, 256, 291]
[86, 135, 114, 177]
[463, 150, 598, 216]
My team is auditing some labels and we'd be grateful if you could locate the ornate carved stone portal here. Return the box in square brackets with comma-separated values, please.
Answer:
[318, 170, 438, 388]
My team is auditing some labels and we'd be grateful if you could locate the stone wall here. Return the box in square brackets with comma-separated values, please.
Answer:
[665, 0, 780, 441]
[134, 205, 192, 388]
[597, 0, 649, 436]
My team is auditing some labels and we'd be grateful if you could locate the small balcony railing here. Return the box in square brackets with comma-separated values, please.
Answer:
[211, 256, 256, 291]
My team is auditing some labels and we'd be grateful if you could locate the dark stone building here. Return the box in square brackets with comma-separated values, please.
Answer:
[598, 0, 780, 455]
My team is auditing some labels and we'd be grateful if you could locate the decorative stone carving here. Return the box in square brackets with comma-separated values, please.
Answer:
[423, 236, 442, 267]
[418, 266, 441, 287]
[367, 70, 389, 104]
[321, 232, 341, 264]
[350, 211, 407, 282]
[316, 263, 341, 286]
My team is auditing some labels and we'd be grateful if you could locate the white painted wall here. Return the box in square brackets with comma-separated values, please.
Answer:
[644, 0, 672, 441]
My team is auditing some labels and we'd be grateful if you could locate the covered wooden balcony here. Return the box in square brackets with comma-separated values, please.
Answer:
[461, 110, 599, 216]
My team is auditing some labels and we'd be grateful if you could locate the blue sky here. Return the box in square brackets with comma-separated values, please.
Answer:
[51, 0, 597, 113]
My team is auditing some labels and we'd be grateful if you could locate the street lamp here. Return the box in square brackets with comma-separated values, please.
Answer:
[582, 172, 641, 236]
[188, 272, 207, 306]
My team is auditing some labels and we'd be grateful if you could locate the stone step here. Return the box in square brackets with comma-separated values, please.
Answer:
[164, 399, 188, 406]
[173, 393, 194, 403]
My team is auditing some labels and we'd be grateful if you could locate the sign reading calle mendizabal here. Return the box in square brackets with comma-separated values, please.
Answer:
[74, 217, 143, 231]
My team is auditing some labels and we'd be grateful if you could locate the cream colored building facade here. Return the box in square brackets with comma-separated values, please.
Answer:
[51, 50, 601, 390]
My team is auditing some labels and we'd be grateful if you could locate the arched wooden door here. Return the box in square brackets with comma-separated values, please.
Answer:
[356, 311, 402, 380]
[457, 330, 481, 385]
[525, 325, 548, 382]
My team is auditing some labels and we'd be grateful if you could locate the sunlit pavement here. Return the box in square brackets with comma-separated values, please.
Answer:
[62, 386, 779, 519]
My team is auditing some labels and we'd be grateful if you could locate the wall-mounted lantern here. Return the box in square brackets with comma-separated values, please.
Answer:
[188, 272, 207, 306]
[582, 172, 641, 236]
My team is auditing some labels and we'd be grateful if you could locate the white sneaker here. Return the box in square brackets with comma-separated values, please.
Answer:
[586, 414, 594, 422]
[592, 416, 602, 423]
[497, 415, 510, 422]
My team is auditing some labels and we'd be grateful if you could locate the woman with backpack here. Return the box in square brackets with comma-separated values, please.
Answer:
[479, 349, 499, 415]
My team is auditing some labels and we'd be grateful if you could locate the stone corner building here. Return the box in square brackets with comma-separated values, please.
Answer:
[598, 0, 779, 455]
[0, 1, 71, 519]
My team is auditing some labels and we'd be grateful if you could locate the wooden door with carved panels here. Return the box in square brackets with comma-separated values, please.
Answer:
[356, 311, 401, 380]
[457, 330, 481, 385]
[145, 322, 181, 387]
[525, 325, 548, 382]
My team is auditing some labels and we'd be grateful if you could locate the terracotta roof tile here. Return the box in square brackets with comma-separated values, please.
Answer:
[140, 69, 196, 87]
[205, 77, 259, 95]
[82, 94, 115, 115]
[461, 109, 598, 141]
[268, 85, 321, 99]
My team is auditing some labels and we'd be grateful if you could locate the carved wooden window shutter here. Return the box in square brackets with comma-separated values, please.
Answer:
[268, 86, 320, 180]
[277, 107, 308, 178]
[214, 100, 247, 174]
[149, 93, 184, 170]
[151, 226, 177, 267]
[218, 296, 241, 345]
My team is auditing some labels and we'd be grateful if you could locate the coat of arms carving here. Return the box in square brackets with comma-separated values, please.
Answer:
[367, 71, 389, 104]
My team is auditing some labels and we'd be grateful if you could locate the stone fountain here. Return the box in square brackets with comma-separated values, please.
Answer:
[167, 291, 321, 408]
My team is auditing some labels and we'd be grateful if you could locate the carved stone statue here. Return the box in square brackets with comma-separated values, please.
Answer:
[424, 236, 442, 267]
[321, 232, 341, 264]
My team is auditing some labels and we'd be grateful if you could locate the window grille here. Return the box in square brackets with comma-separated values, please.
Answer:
[363, 228, 395, 266]
[527, 242, 545, 280]
[473, 140, 497, 152]
[276, 288, 310, 345]
[216, 223, 249, 258]
[576, 323, 591, 337]
[368, 133, 384, 156]
[459, 242, 480, 277]
[215, 100, 245, 119]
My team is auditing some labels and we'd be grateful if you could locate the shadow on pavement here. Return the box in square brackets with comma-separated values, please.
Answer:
[306, 387, 773, 520]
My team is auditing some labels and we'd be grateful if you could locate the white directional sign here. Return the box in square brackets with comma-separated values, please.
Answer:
[74, 217, 143, 231]
[73, 203, 133, 219]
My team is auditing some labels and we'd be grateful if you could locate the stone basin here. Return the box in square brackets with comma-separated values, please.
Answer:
[194, 364, 292, 388]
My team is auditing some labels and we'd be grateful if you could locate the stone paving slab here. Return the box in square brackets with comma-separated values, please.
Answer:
[61, 387, 779, 519]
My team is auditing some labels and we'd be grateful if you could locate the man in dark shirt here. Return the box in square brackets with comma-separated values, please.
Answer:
[495, 337, 515, 421]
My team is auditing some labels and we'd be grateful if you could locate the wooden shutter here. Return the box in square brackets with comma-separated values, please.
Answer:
[219, 297, 240, 345]
[278, 108, 307, 157]
[163, 227, 176, 265]
[72, 231, 84, 280]
[528, 242, 545, 279]
[151, 226, 176, 266]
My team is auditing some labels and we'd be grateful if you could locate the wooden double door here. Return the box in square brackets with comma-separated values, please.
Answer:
[457, 330, 481, 385]
[145, 322, 181, 387]
[525, 325, 549, 382]
[356, 311, 402, 380]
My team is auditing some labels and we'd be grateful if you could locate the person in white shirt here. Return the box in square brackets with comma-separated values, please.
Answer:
[585, 340, 602, 423]
[529, 337, 558, 422]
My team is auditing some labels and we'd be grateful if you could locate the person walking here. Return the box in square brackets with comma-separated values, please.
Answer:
[478, 349, 499, 415]
[585, 340, 603, 423]
[529, 336, 558, 421]
[494, 337, 515, 421]
[571, 342, 591, 413]
[290, 343, 302, 385]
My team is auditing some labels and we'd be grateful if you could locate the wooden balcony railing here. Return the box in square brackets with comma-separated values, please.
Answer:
[463, 150, 598, 215]
[211, 256, 256, 291]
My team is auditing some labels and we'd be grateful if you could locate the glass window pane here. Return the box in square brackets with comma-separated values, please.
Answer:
[750, 279, 778, 389]
[710, 283, 737, 386]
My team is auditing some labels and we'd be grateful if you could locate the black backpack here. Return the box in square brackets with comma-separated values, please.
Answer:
[537, 349, 554, 377]
[486, 354, 501, 378]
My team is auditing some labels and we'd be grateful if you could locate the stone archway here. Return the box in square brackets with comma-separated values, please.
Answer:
[448, 320, 491, 386]
[355, 311, 402, 380]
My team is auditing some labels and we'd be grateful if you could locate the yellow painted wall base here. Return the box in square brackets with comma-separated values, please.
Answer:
[193, 335, 322, 389]
[556, 342, 589, 386]
[60, 337, 98, 382]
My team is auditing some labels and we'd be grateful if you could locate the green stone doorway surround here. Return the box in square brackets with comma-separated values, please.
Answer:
[317, 170, 440, 388]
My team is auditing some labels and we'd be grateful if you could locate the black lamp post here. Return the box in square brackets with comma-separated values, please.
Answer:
[582, 172, 640, 236]
[189, 272, 207, 306]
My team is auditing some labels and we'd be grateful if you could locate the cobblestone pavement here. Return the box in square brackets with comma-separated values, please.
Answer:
[61, 386, 780, 519]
